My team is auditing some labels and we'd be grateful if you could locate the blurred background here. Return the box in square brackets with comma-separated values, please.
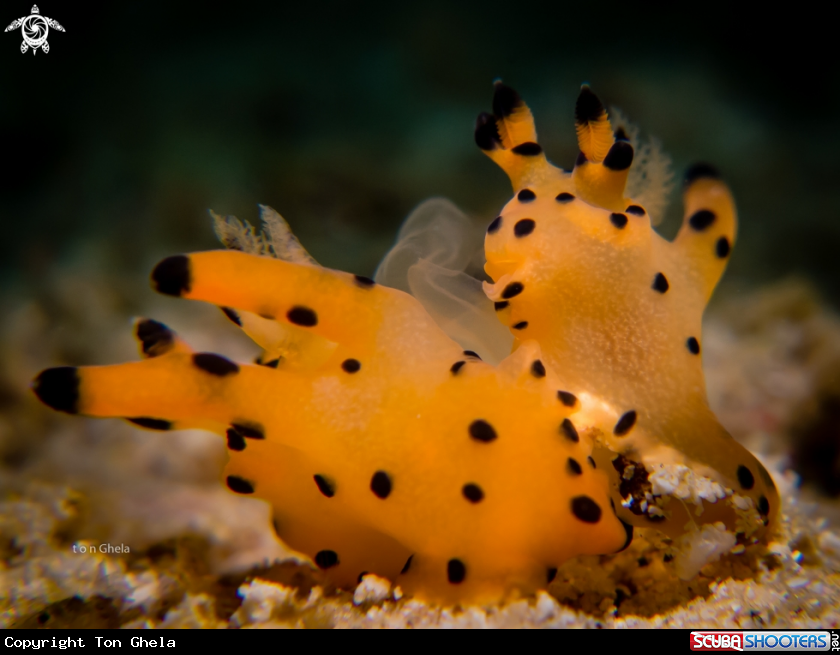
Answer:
[3, 2, 840, 300]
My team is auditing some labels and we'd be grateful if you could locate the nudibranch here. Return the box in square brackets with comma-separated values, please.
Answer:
[30, 81, 778, 605]
[31, 252, 631, 604]
[475, 82, 778, 542]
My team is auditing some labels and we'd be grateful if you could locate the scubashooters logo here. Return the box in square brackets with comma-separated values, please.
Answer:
[4, 5, 64, 54]
[690, 631, 834, 651]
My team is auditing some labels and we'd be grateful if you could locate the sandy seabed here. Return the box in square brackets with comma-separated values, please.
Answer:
[2, 270, 840, 629]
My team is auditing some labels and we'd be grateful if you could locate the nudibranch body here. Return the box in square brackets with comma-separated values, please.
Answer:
[31, 81, 778, 605]
[476, 83, 777, 539]
[33, 252, 630, 604]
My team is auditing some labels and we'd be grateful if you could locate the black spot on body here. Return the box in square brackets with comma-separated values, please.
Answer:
[512, 321, 528, 330]
[370, 471, 392, 499]
[686, 337, 701, 355]
[32, 367, 80, 414]
[401, 555, 413, 575]
[716, 236, 731, 258]
[221, 307, 242, 326]
[531, 360, 546, 378]
[502, 282, 523, 299]
[614, 410, 637, 436]
[354, 275, 375, 288]
[474, 112, 501, 150]
[263, 358, 280, 368]
[226, 428, 246, 452]
[571, 496, 602, 523]
[625, 205, 645, 216]
[617, 520, 634, 552]
[575, 86, 605, 124]
[127, 417, 172, 431]
[567, 458, 582, 476]
[447, 559, 466, 584]
[135, 319, 174, 357]
[514, 219, 536, 237]
[517, 189, 536, 202]
[463, 350, 481, 359]
[737, 465, 755, 490]
[561, 418, 579, 443]
[512, 142, 542, 156]
[469, 419, 497, 443]
[151, 255, 191, 297]
[652, 273, 669, 293]
[557, 391, 577, 407]
[450, 360, 466, 374]
[226, 475, 254, 494]
[358, 571, 369, 583]
[314, 550, 339, 570]
[546, 567, 558, 584]
[603, 141, 634, 171]
[462, 483, 484, 503]
[342, 359, 361, 373]
[684, 162, 720, 187]
[556, 192, 575, 203]
[758, 495, 770, 516]
[193, 353, 239, 377]
[492, 82, 522, 117]
[232, 421, 264, 440]
[688, 209, 716, 231]
[494, 301, 509, 311]
[314, 474, 336, 498]
[287, 306, 318, 327]
[487, 216, 502, 234]
[610, 213, 628, 229]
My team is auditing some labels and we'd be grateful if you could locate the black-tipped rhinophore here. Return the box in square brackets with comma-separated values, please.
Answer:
[135, 318, 174, 357]
[575, 85, 605, 125]
[32, 367, 80, 414]
[492, 81, 522, 117]
[684, 163, 720, 187]
[152, 255, 191, 296]
[603, 141, 634, 171]
[474, 112, 501, 150]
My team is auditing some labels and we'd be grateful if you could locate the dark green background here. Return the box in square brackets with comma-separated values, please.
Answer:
[2, 3, 837, 303]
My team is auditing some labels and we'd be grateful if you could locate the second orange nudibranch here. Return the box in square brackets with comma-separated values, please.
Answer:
[476, 81, 777, 544]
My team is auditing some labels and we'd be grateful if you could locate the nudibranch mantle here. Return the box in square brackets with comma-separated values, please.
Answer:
[29, 82, 778, 605]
